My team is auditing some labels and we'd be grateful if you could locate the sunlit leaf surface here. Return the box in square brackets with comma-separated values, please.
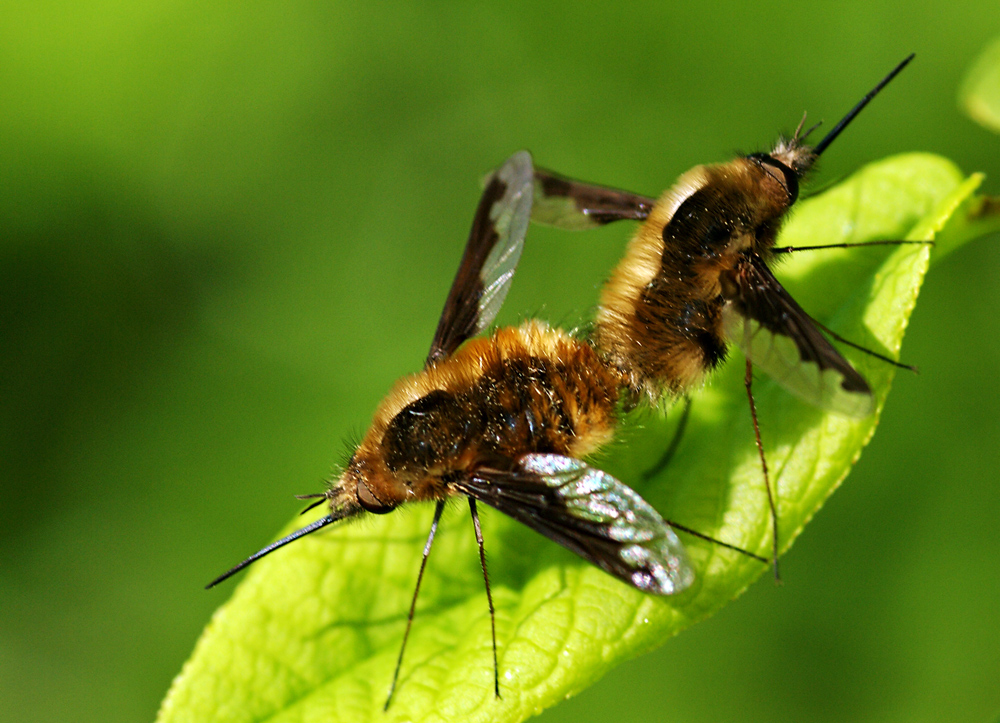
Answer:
[158, 153, 990, 723]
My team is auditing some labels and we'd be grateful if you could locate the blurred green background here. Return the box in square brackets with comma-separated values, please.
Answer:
[2, 3, 998, 722]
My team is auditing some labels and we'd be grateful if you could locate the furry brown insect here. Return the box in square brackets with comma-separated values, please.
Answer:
[532, 54, 921, 577]
[207, 151, 709, 708]
[207, 56, 919, 707]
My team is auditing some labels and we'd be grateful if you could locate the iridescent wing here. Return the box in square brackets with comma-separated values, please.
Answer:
[457, 453, 694, 595]
[721, 255, 873, 418]
[532, 168, 656, 230]
[427, 151, 535, 365]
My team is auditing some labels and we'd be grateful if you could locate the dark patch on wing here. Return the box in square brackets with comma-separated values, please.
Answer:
[427, 152, 534, 365]
[533, 168, 656, 228]
[726, 255, 870, 394]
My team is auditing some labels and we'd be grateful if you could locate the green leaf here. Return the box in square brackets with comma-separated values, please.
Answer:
[960, 33, 1000, 134]
[158, 153, 989, 723]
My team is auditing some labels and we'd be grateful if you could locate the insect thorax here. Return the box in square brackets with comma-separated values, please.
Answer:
[593, 160, 792, 402]
[352, 322, 621, 501]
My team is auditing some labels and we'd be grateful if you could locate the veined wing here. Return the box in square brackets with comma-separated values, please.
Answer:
[457, 454, 693, 595]
[721, 255, 873, 418]
[532, 168, 656, 230]
[427, 151, 534, 365]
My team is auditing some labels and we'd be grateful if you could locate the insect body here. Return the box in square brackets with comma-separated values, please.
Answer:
[355, 319, 691, 594]
[532, 54, 919, 573]
[590, 131, 871, 414]
[208, 151, 696, 707]
[207, 56, 917, 705]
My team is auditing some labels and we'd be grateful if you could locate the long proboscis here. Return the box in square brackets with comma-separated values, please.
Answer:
[206, 514, 339, 589]
[812, 53, 915, 157]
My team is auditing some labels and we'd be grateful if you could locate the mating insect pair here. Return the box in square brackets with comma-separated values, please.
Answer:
[208, 55, 920, 707]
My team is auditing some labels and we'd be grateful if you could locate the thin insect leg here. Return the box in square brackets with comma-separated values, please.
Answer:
[771, 239, 932, 254]
[663, 519, 768, 563]
[745, 359, 781, 584]
[385, 500, 446, 711]
[642, 395, 693, 481]
[469, 497, 500, 699]
[772, 238, 926, 372]
[813, 318, 919, 373]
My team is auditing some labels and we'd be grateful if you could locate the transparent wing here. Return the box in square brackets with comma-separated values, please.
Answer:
[427, 150, 534, 365]
[722, 256, 873, 418]
[532, 168, 656, 230]
[458, 454, 693, 595]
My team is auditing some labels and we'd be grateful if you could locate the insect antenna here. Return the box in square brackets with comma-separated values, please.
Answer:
[385, 500, 446, 711]
[205, 513, 341, 589]
[796, 117, 824, 144]
[745, 359, 781, 584]
[469, 498, 500, 699]
[812, 53, 914, 157]
[295, 492, 328, 516]
[642, 395, 692, 482]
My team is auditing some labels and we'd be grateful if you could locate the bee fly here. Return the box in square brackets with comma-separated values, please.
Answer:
[531, 54, 924, 579]
[207, 151, 756, 707]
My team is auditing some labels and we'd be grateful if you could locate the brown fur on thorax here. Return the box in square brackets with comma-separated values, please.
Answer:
[594, 157, 793, 402]
[340, 320, 622, 510]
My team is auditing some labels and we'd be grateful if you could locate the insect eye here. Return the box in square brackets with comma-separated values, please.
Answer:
[358, 479, 397, 514]
[751, 154, 799, 204]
